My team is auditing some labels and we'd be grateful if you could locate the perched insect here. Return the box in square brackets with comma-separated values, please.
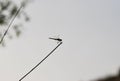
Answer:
[49, 37, 62, 41]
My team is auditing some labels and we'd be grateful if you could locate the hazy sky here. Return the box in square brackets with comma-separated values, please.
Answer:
[0, 0, 120, 81]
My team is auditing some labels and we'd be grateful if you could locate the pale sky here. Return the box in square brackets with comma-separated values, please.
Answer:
[0, 0, 120, 81]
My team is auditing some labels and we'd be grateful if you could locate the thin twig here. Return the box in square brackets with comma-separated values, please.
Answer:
[19, 42, 62, 81]
[0, 5, 23, 44]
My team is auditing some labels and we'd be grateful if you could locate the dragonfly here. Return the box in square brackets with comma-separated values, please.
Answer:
[49, 37, 62, 42]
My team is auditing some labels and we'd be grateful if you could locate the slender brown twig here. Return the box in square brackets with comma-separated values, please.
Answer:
[19, 42, 62, 81]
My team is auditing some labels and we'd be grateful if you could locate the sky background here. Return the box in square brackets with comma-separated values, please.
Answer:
[0, 0, 120, 81]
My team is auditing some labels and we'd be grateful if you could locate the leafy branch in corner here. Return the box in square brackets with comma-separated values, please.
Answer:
[0, 0, 31, 46]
